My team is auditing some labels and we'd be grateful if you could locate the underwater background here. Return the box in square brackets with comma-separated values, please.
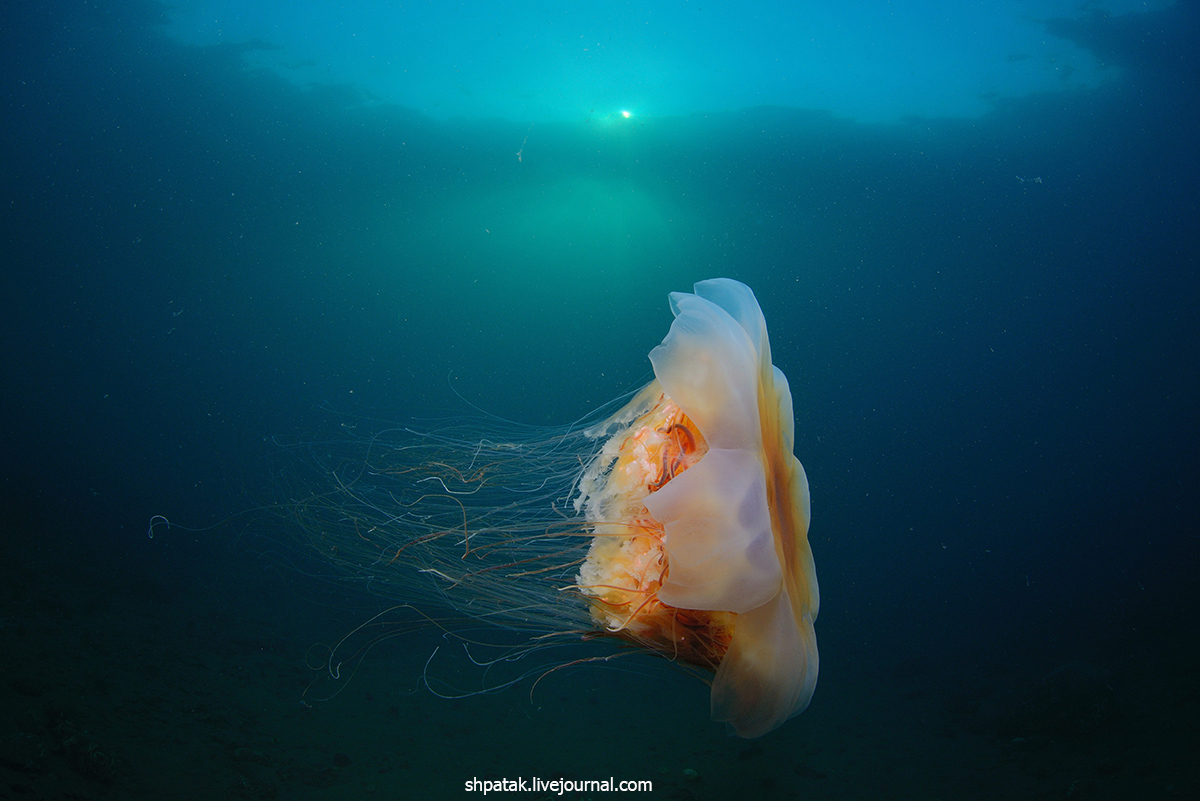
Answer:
[2, 0, 1198, 798]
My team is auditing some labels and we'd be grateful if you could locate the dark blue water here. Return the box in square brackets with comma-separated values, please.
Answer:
[2, 1, 1197, 798]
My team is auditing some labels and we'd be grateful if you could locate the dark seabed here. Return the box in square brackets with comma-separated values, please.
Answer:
[2, 1, 1198, 799]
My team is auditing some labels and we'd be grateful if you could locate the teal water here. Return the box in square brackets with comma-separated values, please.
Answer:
[2, 1, 1197, 798]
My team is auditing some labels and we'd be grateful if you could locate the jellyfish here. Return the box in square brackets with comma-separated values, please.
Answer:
[291, 278, 818, 738]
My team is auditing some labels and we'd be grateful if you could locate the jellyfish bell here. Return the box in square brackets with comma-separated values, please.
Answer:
[574, 278, 818, 737]
[294, 278, 817, 738]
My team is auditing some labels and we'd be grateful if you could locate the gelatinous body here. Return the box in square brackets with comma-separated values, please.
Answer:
[575, 279, 819, 737]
